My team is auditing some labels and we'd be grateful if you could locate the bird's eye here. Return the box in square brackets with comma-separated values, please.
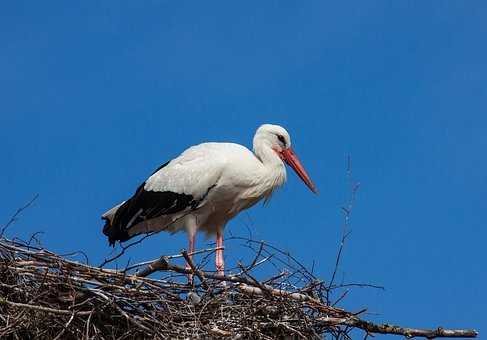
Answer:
[277, 134, 286, 144]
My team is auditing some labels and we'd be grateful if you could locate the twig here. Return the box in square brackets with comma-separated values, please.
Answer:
[99, 232, 156, 267]
[52, 311, 76, 340]
[0, 194, 39, 237]
[317, 317, 478, 339]
[181, 250, 209, 290]
[0, 299, 91, 316]
[0, 232, 478, 339]
[328, 156, 361, 303]
[135, 255, 170, 277]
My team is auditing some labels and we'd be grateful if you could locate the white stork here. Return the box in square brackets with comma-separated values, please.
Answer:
[102, 124, 317, 275]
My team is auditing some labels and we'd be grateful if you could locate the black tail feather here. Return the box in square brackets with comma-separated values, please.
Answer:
[102, 216, 130, 247]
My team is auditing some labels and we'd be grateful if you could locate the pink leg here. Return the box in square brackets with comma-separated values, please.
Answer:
[215, 230, 224, 276]
[186, 232, 196, 283]
[188, 232, 195, 255]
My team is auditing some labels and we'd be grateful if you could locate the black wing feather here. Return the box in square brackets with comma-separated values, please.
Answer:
[102, 162, 217, 246]
[103, 185, 194, 245]
[103, 161, 194, 245]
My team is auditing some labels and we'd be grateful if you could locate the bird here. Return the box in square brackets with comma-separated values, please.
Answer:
[102, 124, 317, 276]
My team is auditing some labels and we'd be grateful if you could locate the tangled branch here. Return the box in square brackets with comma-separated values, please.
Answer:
[0, 235, 478, 339]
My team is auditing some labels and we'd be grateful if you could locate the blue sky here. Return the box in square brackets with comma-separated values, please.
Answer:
[1, 1, 485, 336]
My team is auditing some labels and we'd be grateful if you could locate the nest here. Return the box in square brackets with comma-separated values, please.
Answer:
[0, 234, 478, 339]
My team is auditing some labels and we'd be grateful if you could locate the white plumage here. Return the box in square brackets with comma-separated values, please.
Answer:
[102, 124, 316, 275]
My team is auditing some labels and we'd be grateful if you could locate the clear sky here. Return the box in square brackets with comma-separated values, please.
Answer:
[1, 1, 485, 337]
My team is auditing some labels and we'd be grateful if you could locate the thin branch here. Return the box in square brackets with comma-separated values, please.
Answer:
[328, 155, 361, 302]
[0, 229, 478, 339]
[0, 194, 39, 237]
[99, 231, 156, 267]
[181, 249, 209, 290]
[1, 299, 91, 316]
[317, 317, 478, 339]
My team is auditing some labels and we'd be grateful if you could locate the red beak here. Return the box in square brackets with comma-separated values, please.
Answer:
[280, 148, 318, 194]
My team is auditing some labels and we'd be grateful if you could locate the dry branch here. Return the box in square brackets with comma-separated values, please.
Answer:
[0, 235, 478, 339]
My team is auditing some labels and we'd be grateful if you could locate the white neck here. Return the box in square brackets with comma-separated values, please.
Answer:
[252, 137, 287, 197]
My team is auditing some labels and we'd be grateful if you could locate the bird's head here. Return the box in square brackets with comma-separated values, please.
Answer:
[254, 124, 318, 194]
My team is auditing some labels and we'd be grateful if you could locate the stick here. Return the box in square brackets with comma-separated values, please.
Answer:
[135, 256, 170, 277]
[181, 250, 209, 290]
[317, 317, 478, 339]
[0, 299, 91, 316]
